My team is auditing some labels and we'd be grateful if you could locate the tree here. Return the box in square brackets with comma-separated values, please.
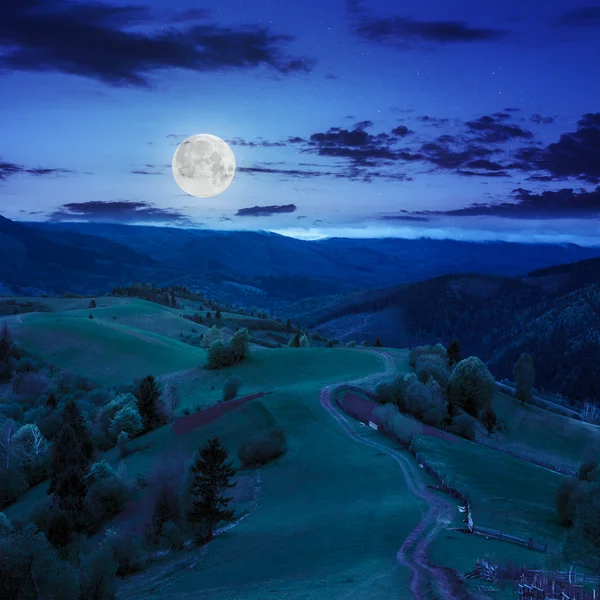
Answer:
[161, 383, 181, 422]
[13, 423, 48, 463]
[89, 300, 97, 309]
[447, 339, 462, 367]
[514, 353, 535, 405]
[46, 391, 58, 410]
[299, 334, 310, 348]
[49, 424, 89, 520]
[288, 333, 301, 348]
[0, 418, 22, 471]
[222, 376, 242, 402]
[447, 356, 495, 417]
[563, 482, 600, 573]
[230, 328, 250, 361]
[187, 437, 236, 542]
[374, 338, 383, 347]
[480, 403, 498, 436]
[136, 375, 162, 432]
[206, 340, 226, 370]
[109, 405, 143, 439]
[62, 399, 93, 463]
[215, 309, 222, 320]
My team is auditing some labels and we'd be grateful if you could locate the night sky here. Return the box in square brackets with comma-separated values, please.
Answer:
[1, 0, 600, 244]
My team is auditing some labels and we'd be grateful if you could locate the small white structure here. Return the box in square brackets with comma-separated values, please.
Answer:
[368, 421, 378, 430]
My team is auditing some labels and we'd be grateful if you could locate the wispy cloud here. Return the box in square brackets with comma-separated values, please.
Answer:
[347, 0, 507, 49]
[48, 200, 191, 223]
[0, 159, 78, 180]
[236, 204, 297, 217]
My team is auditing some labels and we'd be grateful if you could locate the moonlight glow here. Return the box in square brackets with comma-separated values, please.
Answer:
[172, 133, 236, 198]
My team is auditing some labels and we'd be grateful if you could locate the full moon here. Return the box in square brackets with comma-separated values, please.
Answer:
[172, 133, 236, 198]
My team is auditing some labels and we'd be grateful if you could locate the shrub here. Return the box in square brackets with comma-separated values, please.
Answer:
[11, 371, 49, 401]
[556, 478, 585, 526]
[78, 542, 117, 600]
[151, 485, 181, 542]
[222, 376, 242, 402]
[514, 353, 535, 405]
[447, 357, 495, 417]
[160, 520, 185, 551]
[109, 405, 143, 439]
[409, 344, 447, 368]
[116, 431, 129, 458]
[230, 328, 251, 360]
[299, 334, 310, 348]
[102, 527, 146, 576]
[451, 414, 476, 441]
[238, 427, 287, 467]
[480, 403, 498, 436]
[0, 524, 79, 600]
[87, 461, 117, 486]
[346, 341, 356, 347]
[415, 354, 451, 388]
[86, 474, 130, 526]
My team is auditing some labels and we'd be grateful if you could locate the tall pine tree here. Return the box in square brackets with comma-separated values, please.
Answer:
[447, 339, 462, 368]
[62, 399, 93, 463]
[187, 437, 236, 542]
[136, 375, 162, 432]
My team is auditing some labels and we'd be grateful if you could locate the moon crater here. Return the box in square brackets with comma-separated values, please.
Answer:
[172, 133, 236, 198]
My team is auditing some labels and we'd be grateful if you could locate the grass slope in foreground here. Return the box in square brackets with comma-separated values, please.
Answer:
[119, 386, 422, 600]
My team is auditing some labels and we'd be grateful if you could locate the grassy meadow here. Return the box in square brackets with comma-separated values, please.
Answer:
[2, 294, 597, 599]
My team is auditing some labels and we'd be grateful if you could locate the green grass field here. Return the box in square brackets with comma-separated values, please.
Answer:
[412, 433, 565, 545]
[8, 310, 206, 385]
[117, 384, 423, 600]
[493, 391, 598, 467]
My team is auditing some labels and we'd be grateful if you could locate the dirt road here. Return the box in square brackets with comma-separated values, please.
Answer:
[319, 349, 465, 600]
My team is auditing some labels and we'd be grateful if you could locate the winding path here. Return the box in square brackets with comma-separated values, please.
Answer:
[319, 349, 465, 600]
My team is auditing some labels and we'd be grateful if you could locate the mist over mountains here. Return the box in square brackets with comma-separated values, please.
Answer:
[3, 217, 600, 301]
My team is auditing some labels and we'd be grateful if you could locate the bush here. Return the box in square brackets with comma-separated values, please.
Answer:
[0, 524, 79, 600]
[86, 474, 130, 527]
[206, 340, 236, 369]
[116, 431, 129, 458]
[415, 354, 451, 388]
[160, 520, 185, 551]
[451, 414, 476, 440]
[87, 461, 118, 486]
[346, 341, 356, 347]
[102, 527, 146, 576]
[222, 376, 242, 402]
[109, 405, 143, 439]
[556, 478, 585, 526]
[78, 543, 118, 600]
[238, 427, 287, 467]
[447, 357, 495, 417]
[409, 344, 447, 368]
[151, 484, 181, 543]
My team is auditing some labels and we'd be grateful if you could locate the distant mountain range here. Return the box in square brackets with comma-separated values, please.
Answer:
[2, 217, 598, 302]
[283, 256, 600, 402]
[2, 215, 599, 400]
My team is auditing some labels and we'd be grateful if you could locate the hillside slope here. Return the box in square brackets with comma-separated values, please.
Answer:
[286, 258, 600, 402]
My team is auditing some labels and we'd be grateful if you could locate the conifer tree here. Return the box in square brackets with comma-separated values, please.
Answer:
[187, 437, 236, 542]
[447, 339, 462, 367]
[62, 400, 93, 463]
[288, 333, 301, 348]
[215, 309, 222, 320]
[136, 375, 162, 432]
[374, 338, 383, 347]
